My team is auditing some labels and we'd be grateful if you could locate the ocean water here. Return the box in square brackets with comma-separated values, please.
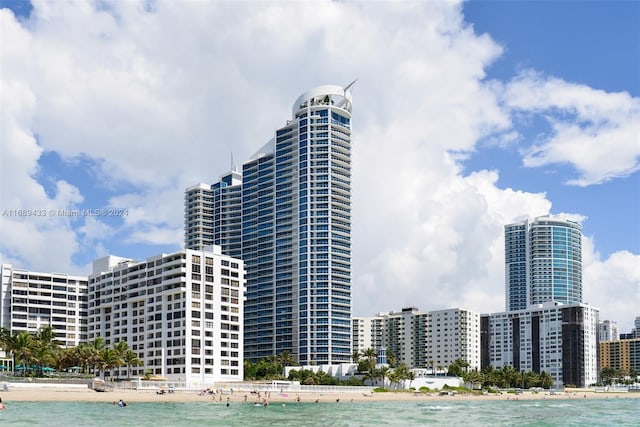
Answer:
[1, 398, 638, 426]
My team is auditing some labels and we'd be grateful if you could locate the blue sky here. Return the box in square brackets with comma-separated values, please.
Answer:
[463, 0, 640, 257]
[1, 1, 638, 330]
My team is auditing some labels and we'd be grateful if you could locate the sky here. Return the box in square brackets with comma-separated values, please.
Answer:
[1, 0, 639, 332]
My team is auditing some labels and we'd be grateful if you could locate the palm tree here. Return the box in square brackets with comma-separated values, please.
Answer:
[386, 348, 397, 368]
[428, 359, 436, 376]
[76, 343, 95, 374]
[363, 348, 377, 366]
[0, 327, 17, 370]
[275, 351, 297, 370]
[31, 344, 55, 376]
[482, 365, 497, 386]
[539, 371, 554, 389]
[34, 326, 59, 374]
[113, 341, 130, 378]
[463, 369, 483, 387]
[500, 365, 517, 388]
[98, 348, 122, 378]
[379, 366, 390, 388]
[351, 350, 361, 364]
[12, 331, 35, 375]
[387, 369, 399, 389]
[89, 337, 106, 375]
[122, 349, 143, 379]
[36, 326, 58, 350]
[392, 364, 412, 389]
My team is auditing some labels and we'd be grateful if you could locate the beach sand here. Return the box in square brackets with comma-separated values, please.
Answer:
[2, 386, 638, 404]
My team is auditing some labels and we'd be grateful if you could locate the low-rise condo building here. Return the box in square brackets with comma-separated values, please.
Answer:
[353, 307, 480, 372]
[1, 264, 88, 348]
[88, 246, 245, 386]
[481, 302, 599, 388]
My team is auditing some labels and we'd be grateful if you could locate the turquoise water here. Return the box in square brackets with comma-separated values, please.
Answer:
[1, 398, 638, 426]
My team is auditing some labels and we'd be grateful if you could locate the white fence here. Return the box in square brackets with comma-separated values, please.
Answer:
[104, 379, 373, 394]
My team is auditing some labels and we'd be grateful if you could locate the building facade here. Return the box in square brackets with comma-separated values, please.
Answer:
[88, 246, 245, 385]
[599, 338, 640, 375]
[185, 170, 243, 258]
[598, 320, 620, 342]
[1, 264, 88, 348]
[352, 316, 384, 356]
[481, 302, 599, 388]
[505, 216, 582, 311]
[185, 84, 354, 365]
[353, 307, 481, 372]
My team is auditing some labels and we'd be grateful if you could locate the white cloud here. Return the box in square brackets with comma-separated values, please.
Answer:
[501, 71, 640, 186]
[583, 238, 640, 332]
[1, 1, 638, 331]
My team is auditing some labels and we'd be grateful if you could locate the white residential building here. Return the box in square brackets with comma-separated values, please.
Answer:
[429, 308, 481, 372]
[1, 264, 88, 348]
[88, 246, 245, 386]
[352, 316, 380, 355]
[481, 302, 599, 388]
[353, 307, 480, 372]
[598, 320, 619, 342]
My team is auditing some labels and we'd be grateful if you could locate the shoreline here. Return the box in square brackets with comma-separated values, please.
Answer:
[2, 387, 639, 404]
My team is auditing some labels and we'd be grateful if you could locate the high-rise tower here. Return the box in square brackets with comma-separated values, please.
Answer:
[505, 216, 582, 311]
[185, 84, 354, 364]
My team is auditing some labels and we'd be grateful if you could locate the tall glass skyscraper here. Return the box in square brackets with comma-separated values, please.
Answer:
[505, 216, 582, 311]
[186, 84, 353, 364]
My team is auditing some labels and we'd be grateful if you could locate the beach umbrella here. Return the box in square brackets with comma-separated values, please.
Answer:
[0, 365, 7, 369]
[42, 367, 55, 372]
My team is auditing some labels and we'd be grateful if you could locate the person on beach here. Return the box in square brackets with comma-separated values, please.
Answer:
[117, 399, 127, 407]
[0, 397, 5, 410]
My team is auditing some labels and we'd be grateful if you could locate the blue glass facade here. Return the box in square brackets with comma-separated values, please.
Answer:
[188, 85, 354, 364]
[505, 217, 582, 311]
[213, 172, 243, 259]
[242, 154, 277, 360]
[505, 222, 529, 311]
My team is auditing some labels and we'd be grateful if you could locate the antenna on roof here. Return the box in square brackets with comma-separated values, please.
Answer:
[231, 152, 237, 172]
[344, 79, 357, 92]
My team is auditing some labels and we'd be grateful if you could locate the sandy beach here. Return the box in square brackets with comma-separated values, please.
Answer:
[2, 386, 639, 404]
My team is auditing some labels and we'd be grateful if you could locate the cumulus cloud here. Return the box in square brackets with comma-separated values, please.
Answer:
[500, 71, 640, 186]
[583, 238, 640, 332]
[1, 1, 638, 329]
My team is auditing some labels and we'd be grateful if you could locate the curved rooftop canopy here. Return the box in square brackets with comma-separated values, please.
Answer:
[293, 82, 354, 115]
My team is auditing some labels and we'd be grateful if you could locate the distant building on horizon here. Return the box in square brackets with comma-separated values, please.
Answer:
[505, 216, 582, 311]
[598, 320, 620, 342]
[599, 337, 640, 376]
[185, 84, 354, 365]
